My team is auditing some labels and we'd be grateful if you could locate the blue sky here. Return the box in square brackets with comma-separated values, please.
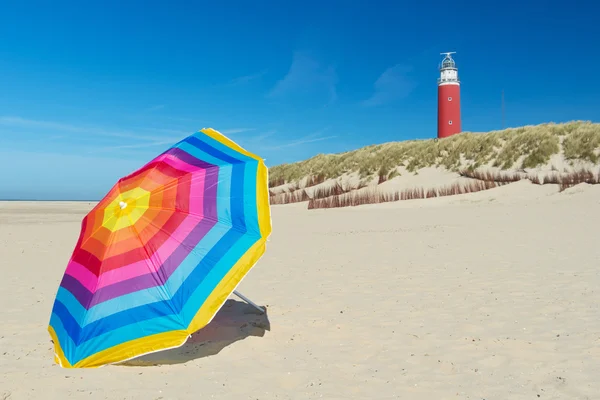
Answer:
[1, 0, 599, 200]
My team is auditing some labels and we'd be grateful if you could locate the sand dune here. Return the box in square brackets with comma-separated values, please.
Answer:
[1, 183, 599, 399]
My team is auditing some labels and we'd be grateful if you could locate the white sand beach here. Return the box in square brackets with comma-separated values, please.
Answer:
[1, 182, 599, 399]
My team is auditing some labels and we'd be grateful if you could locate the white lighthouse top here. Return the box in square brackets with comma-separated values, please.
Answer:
[438, 52, 460, 86]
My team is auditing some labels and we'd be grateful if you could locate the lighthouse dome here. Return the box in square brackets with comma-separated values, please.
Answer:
[441, 56, 456, 69]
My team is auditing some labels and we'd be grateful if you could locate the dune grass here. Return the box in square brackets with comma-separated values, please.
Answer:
[269, 189, 311, 205]
[304, 167, 600, 210]
[270, 167, 599, 209]
[562, 122, 600, 163]
[268, 121, 600, 186]
[268, 180, 368, 205]
[307, 180, 504, 210]
[458, 169, 524, 183]
[458, 167, 600, 192]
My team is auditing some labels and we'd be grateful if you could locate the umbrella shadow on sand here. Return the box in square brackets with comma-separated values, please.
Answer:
[119, 299, 270, 366]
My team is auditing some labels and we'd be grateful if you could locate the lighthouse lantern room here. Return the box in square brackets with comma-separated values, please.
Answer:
[437, 52, 462, 139]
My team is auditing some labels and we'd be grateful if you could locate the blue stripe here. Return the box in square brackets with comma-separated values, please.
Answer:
[193, 130, 258, 164]
[55, 286, 87, 327]
[49, 304, 184, 367]
[175, 141, 233, 225]
[192, 131, 261, 238]
[180, 233, 258, 323]
[184, 136, 247, 231]
[50, 302, 78, 361]
[242, 157, 260, 236]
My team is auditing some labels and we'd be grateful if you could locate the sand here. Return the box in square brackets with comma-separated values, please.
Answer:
[1, 183, 599, 399]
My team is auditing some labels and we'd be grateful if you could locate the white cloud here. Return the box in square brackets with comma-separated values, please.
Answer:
[219, 128, 256, 135]
[0, 116, 183, 142]
[269, 135, 337, 149]
[268, 51, 337, 104]
[363, 64, 417, 107]
[145, 104, 166, 112]
[259, 128, 337, 150]
[226, 70, 267, 86]
[249, 130, 277, 142]
[90, 140, 179, 152]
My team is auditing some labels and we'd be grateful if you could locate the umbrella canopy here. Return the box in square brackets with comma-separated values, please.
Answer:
[48, 128, 272, 368]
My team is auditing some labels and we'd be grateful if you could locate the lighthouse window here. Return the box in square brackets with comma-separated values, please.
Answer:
[448, 96, 452, 101]
[448, 120, 453, 125]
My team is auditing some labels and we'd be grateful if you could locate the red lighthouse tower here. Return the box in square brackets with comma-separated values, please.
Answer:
[437, 52, 461, 139]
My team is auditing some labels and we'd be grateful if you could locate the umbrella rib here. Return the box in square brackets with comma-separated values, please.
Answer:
[143, 205, 218, 226]
[144, 167, 219, 204]
[78, 214, 120, 326]
[71, 211, 122, 313]
[134, 209, 220, 330]
[125, 208, 185, 329]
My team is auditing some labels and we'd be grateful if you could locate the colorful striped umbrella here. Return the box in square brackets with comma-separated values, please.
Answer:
[48, 128, 272, 368]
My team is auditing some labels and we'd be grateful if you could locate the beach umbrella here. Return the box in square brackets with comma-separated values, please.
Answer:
[47, 128, 272, 368]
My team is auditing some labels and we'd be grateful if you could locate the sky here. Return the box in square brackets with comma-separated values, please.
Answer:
[1, 0, 599, 200]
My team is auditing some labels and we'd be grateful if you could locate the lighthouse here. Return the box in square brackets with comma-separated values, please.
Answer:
[437, 52, 461, 139]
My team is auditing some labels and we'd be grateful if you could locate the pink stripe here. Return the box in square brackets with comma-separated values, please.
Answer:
[158, 155, 205, 216]
[64, 260, 98, 292]
[154, 153, 200, 173]
[67, 155, 208, 292]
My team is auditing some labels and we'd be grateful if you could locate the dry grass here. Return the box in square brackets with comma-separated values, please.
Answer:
[269, 189, 310, 205]
[312, 181, 368, 200]
[543, 174, 560, 184]
[458, 169, 523, 183]
[287, 182, 301, 192]
[307, 191, 394, 209]
[438, 180, 501, 196]
[271, 166, 600, 207]
[304, 174, 327, 188]
[268, 121, 600, 186]
[558, 169, 599, 191]
[269, 177, 285, 188]
[307, 180, 504, 210]
[269, 173, 327, 190]
[459, 167, 600, 192]
[268, 180, 369, 205]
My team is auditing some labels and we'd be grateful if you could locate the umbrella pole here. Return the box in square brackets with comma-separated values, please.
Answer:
[233, 290, 265, 314]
